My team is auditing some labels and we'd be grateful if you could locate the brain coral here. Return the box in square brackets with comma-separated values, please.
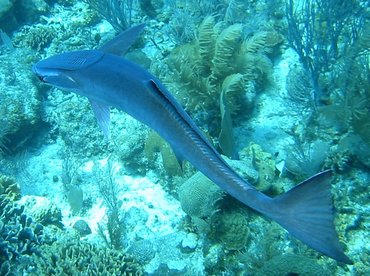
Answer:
[212, 210, 249, 250]
[127, 239, 156, 264]
[256, 254, 331, 276]
[178, 172, 223, 218]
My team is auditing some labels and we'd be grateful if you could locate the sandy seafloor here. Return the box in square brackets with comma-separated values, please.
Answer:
[1, 1, 369, 275]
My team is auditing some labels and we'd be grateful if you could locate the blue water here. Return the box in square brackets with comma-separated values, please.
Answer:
[0, 0, 368, 275]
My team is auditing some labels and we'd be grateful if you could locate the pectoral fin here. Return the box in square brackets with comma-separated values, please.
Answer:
[89, 99, 110, 139]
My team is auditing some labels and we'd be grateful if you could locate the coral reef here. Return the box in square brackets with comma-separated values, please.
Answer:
[256, 254, 331, 276]
[203, 244, 225, 275]
[286, 0, 367, 105]
[222, 155, 259, 185]
[178, 172, 223, 219]
[1, 0, 368, 274]
[127, 239, 156, 264]
[73, 219, 92, 237]
[13, 24, 54, 51]
[42, 91, 109, 158]
[144, 131, 182, 177]
[0, 174, 21, 201]
[19, 196, 63, 228]
[0, 0, 50, 32]
[0, 195, 44, 275]
[336, 134, 370, 169]
[0, 50, 42, 154]
[285, 64, 315, 112]
[151, 232, 203, 275]
[163, 16, 282, 158]
[0, 194, 141, 275]
[285, 0, 370, 175]
[211, 210, 249, 251]
[34, 241, 142, 275]
[95, 161, 125, 250]
[285, 139, 329, 177]
[112, 118, 148, 174]
[241, 143, 277, 192]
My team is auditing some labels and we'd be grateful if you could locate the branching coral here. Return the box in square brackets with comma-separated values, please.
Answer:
[0, 195, 44, 275]
[34, 240, 142, 275]
[198, 16, 216, 75]
[219, 73, 245, 158]
[13, 24, 54, 51]
[0, 191, 141, 275]
[286, 65, 315, 111]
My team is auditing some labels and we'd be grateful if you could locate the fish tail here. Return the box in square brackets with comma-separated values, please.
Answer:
[268, 170, 352, 264]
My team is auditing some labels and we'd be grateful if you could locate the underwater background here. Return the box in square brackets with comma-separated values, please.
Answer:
[0, 0, 369, 275]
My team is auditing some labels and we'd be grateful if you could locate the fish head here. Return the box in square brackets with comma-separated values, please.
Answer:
[32, 50, 104, 92]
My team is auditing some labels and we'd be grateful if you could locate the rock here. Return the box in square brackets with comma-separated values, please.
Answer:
[73, 219, 91, 237]
[181, 233, 198, 253]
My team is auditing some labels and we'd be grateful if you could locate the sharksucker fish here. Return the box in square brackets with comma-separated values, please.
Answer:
[33, 24, 352, 264]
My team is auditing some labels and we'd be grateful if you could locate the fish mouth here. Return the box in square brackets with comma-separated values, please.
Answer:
[32, 64, 55, 84]
[32, 65, 44, 82]
[38, 76, 46, 83]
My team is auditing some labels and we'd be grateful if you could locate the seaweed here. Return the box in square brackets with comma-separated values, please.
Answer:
[219, 74, 244, 159]
[164, 17, 282, 158]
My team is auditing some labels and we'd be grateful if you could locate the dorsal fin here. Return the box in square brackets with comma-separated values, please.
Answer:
[100, 23, 146, 56]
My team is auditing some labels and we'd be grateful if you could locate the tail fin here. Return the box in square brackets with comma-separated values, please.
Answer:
[270, 170, 352, 264]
